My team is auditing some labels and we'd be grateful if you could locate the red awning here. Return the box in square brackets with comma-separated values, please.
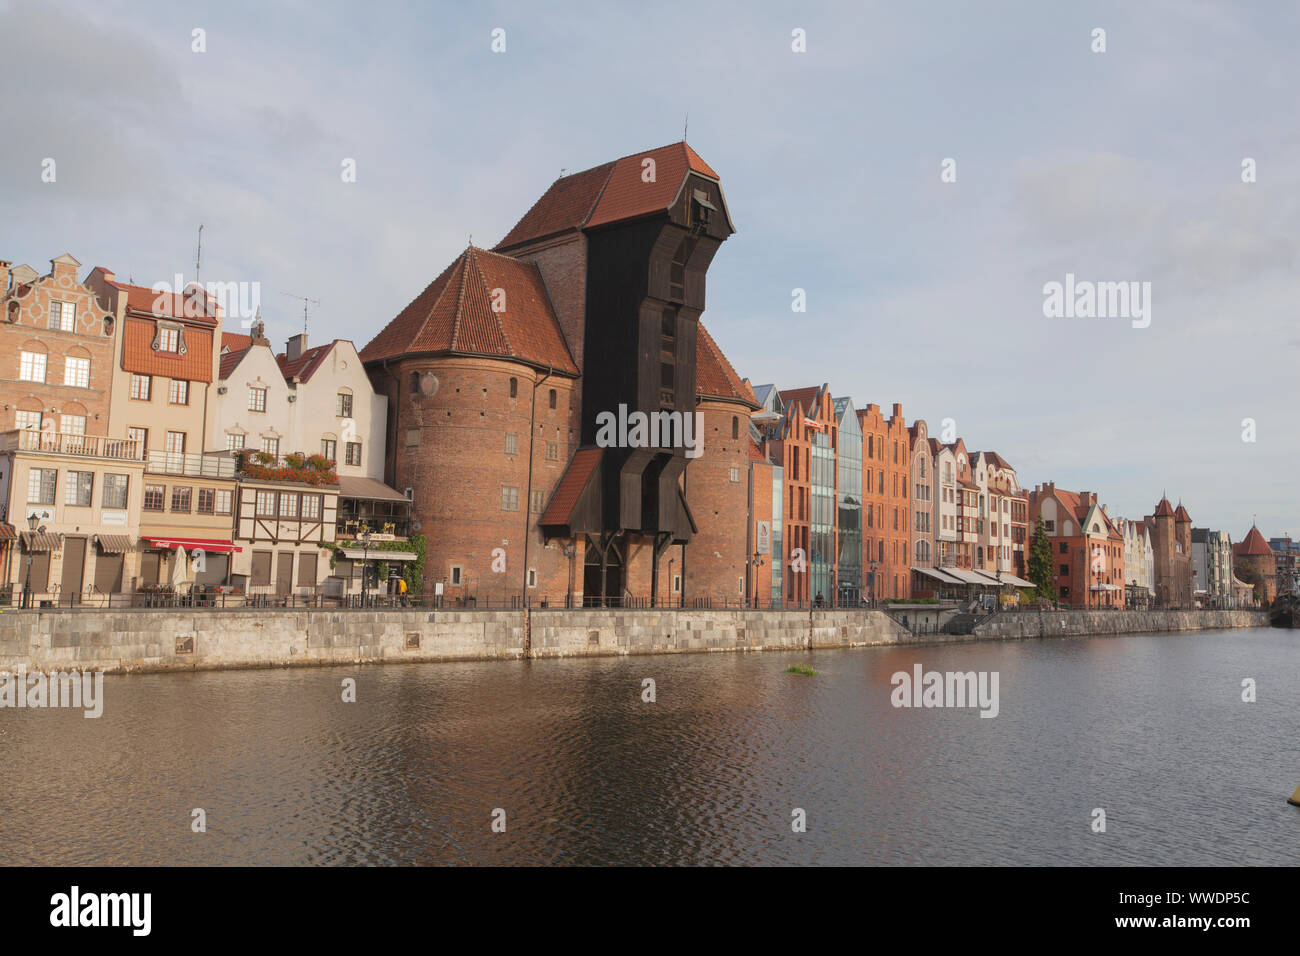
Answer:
[144, 536, 242, 553]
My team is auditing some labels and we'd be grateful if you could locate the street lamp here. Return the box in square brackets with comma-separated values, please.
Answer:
[359, 530, 372, 609]
[869, 559, 878, 608]
[749, 551, 765, 608]
[22, 512, 44, 610]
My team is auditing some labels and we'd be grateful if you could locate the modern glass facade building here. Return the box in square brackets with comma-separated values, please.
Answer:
[835, 397, 862, 606]
[810, 429, 836, 605]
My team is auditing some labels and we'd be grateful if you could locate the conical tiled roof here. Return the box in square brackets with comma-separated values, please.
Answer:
[360, 246, 578, 374]
[1174, 503, 1192, 522]
[696, 323, 757, 406]
[1153, 498, 1175, 517]
[1236, 526, 1272, 556]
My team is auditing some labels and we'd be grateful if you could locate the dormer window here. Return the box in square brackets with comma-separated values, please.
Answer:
[691, 189, 716, 230]
[152, 323, 185, 354]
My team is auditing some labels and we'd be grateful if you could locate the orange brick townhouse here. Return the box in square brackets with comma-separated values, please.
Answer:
[361, 142, 764, 608]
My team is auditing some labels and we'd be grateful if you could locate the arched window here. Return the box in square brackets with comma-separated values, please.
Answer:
[509, 377, 518, 398]
[548, 389, 556, 409]
[731, 416, 738, 439]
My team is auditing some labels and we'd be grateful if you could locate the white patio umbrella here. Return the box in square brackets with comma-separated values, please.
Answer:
[169, 545, 191, 593]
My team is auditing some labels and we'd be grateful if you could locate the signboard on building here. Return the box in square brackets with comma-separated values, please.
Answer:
[756, 520, 770, 555]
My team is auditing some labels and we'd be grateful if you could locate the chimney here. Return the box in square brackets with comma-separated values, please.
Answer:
[892, 402, 903, 420]
[0, 261, 10, 294]
[286, 332, 308, 362]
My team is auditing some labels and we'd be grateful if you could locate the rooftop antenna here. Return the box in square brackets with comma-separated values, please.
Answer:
[279, 291, 320, 337]
[195, 224, 203, 286]
[683, 112, 688, 141]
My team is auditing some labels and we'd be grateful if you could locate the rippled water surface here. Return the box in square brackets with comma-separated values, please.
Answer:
[1, 628, 1297, 865]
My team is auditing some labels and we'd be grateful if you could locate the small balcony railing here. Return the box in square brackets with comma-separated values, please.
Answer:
[145, 450, 237, 478]
[0, 429, 143, 461]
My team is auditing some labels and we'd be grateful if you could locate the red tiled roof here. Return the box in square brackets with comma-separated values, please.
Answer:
[218, 346, 248, 379]
[1153, 498, 1175, 517]
[495, 142, 722, 250]
[360, 246, 578, 374]
[696, 323, 756, 406]
[222, 332, 252, 352]
[277, 342, 335, 382]
[1236, 526, 1272, 556]
[748, 438, 768, 463]
[122, 316, 215, 382]
[1174, 504, 1192, 522]
[539, 447, 602, 527]
[779, 386, 822, 415]
[107, 279, 219, 326]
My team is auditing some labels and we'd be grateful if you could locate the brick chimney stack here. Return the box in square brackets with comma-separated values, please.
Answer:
[286, 332, 308, 362]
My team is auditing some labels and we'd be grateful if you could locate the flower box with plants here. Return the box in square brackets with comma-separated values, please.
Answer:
[236, 449, 338, 486]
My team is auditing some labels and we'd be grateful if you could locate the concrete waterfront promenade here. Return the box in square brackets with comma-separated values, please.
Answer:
[0, 606, 1272, 674]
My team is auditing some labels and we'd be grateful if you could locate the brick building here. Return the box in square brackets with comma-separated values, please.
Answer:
[1145, 497, 1195, 608]
[1028, 482, 1126, 608]
[363, 143, 757, 607]
[1233, 525, 1276, 605]
[859, 402, 909, 600]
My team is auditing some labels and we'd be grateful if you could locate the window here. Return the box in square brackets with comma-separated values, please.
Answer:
[143, 484, 165, 511]
[501, 486, 519, 511]
[301, 494, 321, 520]
[545, 442, 558, 461]
[730, 467, 740, 483]
[1060, 564, 1070, 576]
[15, 411, 42, 431]
[527, 568, 538, 588]
[49, 300, 75, 331]
[530, 490, 546, 513]
[197, 488, 216, 514]
[130, 374, 151, 400]
[64, 471, 93, 507]
[171, 486, 192, 512]
[128, 427, 147, 453]
[225, 433, 244, 451]
[345, 442, 361, 466]
[508, 378, 518, 398]
[63, 356, 90, 388]
[336, 392, 353, 418]
[19, 351, 46, 383]
[27, 468, 55, 504]
[166, 431, 186, 471]
[731, 417, 739, 439]
[450, 566, 463, 586]
[548, 389, 556, 410]
[505, 433, 518, 455]
[279, 492, 299, 518]
[255, 490, 276, 516]
[321, 439, 336, 461]
[1059, 542, 1068, 555]
[102, 474, 129, 509]
[168, 379, 189, 405]
[214, 489, 233, 515]
[158, 327, 180, 352]
[261, 437, 279, 456]
[60, 414, 86, 435]
[248, 387, 267, 412]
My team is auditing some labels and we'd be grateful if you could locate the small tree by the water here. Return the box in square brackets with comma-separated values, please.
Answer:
[1028, 516, 1055, 600]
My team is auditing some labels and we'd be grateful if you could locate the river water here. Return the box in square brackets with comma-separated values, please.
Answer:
[0, 628, 1296, 866]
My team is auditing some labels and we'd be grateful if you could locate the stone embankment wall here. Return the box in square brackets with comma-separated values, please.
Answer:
[0, 606, 1270, 674]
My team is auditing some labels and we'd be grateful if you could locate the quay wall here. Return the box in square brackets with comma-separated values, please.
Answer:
[0, 607, 1271, 674]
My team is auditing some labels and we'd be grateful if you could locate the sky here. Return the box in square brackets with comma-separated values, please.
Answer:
[1, 0, 1296, 539]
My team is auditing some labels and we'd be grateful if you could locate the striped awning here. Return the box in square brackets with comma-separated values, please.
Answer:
[94, 534, 139, 553]
[20, 531, 62, 551]
[0, 524, 15, 540]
